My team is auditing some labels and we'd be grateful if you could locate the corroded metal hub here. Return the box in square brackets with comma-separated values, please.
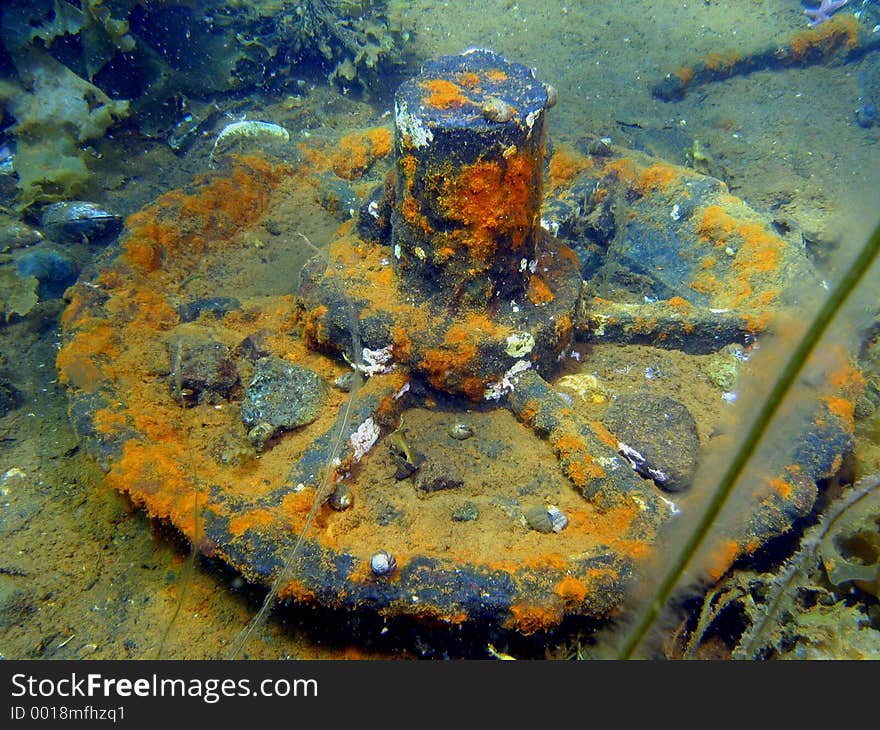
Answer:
[56, 51, 859, 639]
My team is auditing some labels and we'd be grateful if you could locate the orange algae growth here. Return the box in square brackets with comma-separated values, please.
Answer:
[635, 163, 678, 193]
[391, 325, 414, 363]
[702, 50, 742, 72]
[120, 156, 287, 274]
[554, 433, 587, 459]
[107, 439, 198, 536]
[706, 538, 740, 581]
[303, 305, 330, 347]
[228, 508, 277, 537]
[589, 421, 619, 450]
[674, 65, 695, 86]
[457, 71, 480, 88]
[527, 275, 554, 305]
[507, 602, 563, 635]
[442, 154, 535, 260]
[602, 158, 639, 186]
[420, 343, 478, 392]
[768, 476, 793, 500]
[828, 359, 866, 395]
[733, 223, 783, 274]
[694, 203, 787, 306]
[547, 144, 593, 191]
[93, 407, 129, 435]
[824, 396, 855, 432]
[744, 312, 771, 334]
[419, 78, 471, 109]
[331, 127, 393, 180]
[666, 296, 691, 312]
[56, 323, 121, 391]
[566, 456, 606, 487]
[789, 13, 860, 60]
[555, 575, 588, 603]
[696, 205, 736, 241]
[485, 69, 508, 82]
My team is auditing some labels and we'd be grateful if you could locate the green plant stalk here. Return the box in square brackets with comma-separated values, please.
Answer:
[617, 216, 880, 659]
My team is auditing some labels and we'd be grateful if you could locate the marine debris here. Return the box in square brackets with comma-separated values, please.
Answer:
[652, 13, 880, 101]
[57, 51, 860, 638]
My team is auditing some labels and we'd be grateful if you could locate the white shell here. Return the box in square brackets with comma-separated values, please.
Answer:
[370, 550, 397, 576]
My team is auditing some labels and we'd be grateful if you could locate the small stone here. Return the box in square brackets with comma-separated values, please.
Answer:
[334, 371, 354, 392]
[452, 501, 479, 522]
[415, 461, 464, 493]
[233, 332, 270, 362]
[241, 356, 327, 432]
[524, 505, 568, 533]
[168, 335, 240, 406]
[546, 505, 568, 532]
[854, 395, 875, 420]
[41, 201, 121, 244]
[448, 422, 474, 440]
[246, 422, 277, 451]
[603, 392, 700, 492]
[702, 345, 741, 391]
[524, 505, 554, 533]
[481, 96, 515, 123]
[586, 138, 612, 156]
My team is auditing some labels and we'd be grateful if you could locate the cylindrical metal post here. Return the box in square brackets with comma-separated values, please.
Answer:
[392, 49, 551, 305]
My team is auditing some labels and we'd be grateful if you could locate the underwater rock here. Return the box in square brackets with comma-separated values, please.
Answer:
[14, 245, 79, 300]
[603, 393, 700, 492]
[523, 504, 569, 534]
[168, 335, 239, 407]
[241, 357, 327, 434]
[316, 173, 361, 220]
[702, 344, 745, 392]
[415, 461, 464, 493]
[448, 422, 475, 440]
[451, 501, 479, 522]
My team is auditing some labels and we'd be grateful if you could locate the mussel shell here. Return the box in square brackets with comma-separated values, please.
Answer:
[41, 201, 122, 243]
[0, 217, 43, 252]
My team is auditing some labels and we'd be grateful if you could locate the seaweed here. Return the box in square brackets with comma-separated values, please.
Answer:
[264, 0, 412, 94]
[0, 47, 129, 209]
[1, 0, 136, 81]
[0, 265, 38, 322]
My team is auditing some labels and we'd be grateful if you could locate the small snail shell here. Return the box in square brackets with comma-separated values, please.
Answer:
[481, 96, 515, 123]
[448, 423, 474, 440]
[370, 550, 397, 576]
[545, 84, 558, 109]
[328, 484, 353, 511]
